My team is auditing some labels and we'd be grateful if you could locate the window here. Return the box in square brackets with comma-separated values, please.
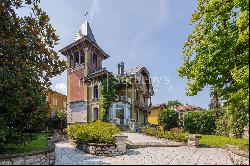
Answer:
[93, 107, 99, 121]
[136, 111, 139, 122]
[136, 90, 140, 100]
[80, 50, 84, 64]
[93, 85, 98, 99]
[70, 55, 74, 68]
[144, 115, 147, 124]
[92, 53, 98, 68]
[75, 52, 79, 66]
[53, 97, 57, 106]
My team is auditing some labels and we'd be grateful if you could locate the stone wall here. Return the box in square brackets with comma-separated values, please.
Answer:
[227, 146, 249, 165]
[242, 125, 249, 139]
[72, 135, 127, 157]
[0, 141, 55, 165]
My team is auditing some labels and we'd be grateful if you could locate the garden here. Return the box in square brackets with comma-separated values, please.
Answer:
[142, 108, 249, 154]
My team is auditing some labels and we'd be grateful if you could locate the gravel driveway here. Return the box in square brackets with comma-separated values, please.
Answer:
[55, 140, 233, 165]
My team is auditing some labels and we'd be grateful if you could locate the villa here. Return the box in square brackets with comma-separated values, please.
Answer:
[59, 21, 154, 128]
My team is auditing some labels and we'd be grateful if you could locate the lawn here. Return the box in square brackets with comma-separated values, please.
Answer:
[0, 133, 49, 154]
[200, 135, 249, 152]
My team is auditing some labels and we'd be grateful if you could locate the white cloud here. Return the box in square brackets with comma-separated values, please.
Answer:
[53, 83, 67, 95]
[90, 0, 100, 22]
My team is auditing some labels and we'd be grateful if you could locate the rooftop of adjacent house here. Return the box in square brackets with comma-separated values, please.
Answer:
[151, 104, 167, 109]
[175, 104, 200, 111]
[48, 90, 67, 98]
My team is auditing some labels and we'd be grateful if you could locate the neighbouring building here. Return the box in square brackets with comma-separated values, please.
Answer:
[148, 104, 167, 125]
[174, 104, 201, 121]
[47, 91, 67, 114]
[59, 21, 154, 128]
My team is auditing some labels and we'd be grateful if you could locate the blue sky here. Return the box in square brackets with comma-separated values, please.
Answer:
[34, 0, 210, 108]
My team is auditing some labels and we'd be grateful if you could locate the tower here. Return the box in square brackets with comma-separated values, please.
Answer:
[59, 21, 110, 123]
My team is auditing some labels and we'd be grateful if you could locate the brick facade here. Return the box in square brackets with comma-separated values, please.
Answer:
[69, 68, 84, 101]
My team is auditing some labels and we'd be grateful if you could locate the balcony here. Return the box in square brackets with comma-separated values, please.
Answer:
[114, 95, 131, 103]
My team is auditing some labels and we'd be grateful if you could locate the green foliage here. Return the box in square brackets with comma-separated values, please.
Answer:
[56, 112, 67, 120]
[200, 135, 249, 152]
[100, 75, 131, 121]
[215, 111, 230, 137]
[177, 0, 249, 133]
[66, 121, 120, 144]
[0, 0, 66, 145]
[158, 109, 179, 130]
[0, 133, 49, 154]
[184, 111, 216, 134]
[166, 100, 183, 109]
[142, 126, 189, 142]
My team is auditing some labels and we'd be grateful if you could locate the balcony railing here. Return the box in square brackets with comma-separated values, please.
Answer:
[115, 95, 131, 103]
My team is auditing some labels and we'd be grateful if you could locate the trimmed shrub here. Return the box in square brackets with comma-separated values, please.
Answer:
[67, 121, 120, 144]
[184, 110, 216, 134]
[142, 126, 189, 142]
[158, 109, 179, 130]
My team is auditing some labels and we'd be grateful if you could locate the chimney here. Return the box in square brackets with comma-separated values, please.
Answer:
[120, 62, 125, 76]
[118, 63, 121, 75]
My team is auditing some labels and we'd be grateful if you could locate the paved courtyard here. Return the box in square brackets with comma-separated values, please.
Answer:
[54, 133, 233, 165]
[123, 132, 184, 146]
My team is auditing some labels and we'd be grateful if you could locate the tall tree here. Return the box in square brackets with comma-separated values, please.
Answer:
[0, 0, 66, 144]
[166, 100, 183, 109]
[177, 0, 249, 137]
[177, 0, 248, 107]
[209, 86, 221, 110]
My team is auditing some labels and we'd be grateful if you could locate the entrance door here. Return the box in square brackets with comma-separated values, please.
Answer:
[116, 107, 125, 126]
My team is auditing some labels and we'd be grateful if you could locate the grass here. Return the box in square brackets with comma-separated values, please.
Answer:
[0, 133, 49, 154]
[200, 135, 249, 152]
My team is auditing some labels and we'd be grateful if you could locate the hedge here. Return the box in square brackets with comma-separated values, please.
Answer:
[142, 126, 189, 142]
[183, 110, 216, 135]
[158, 109, 179, 130]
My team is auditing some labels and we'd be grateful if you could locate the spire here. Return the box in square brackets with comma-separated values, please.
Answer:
[74, 21, 96, 43]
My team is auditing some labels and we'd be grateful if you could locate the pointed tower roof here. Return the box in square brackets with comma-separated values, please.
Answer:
[74, 21, 96, 43]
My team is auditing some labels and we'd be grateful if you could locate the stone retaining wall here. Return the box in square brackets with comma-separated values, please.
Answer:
[0, 141, 55, 165]
[71, 135, 127, 157]
[226, 146, 249, 165]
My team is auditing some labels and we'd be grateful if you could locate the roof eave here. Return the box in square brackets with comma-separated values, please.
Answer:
[59, 36, 109, 59]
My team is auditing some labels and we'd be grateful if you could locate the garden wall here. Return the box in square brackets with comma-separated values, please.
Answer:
[227, 146, 249, 165]
[0, 141, 55, 165]
[70, 135, 127, 157]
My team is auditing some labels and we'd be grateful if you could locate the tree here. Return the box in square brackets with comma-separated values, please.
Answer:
[177, 0, 249, 137]
[158, 109, 179, 130]
[166, 100, 183, 109]
[0, 0, 67, 144]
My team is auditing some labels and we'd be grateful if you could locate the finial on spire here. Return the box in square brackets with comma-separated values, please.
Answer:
[84, 10, 89, 22]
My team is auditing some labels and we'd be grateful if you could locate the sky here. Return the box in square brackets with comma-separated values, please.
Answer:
[22, 0, 211, 108]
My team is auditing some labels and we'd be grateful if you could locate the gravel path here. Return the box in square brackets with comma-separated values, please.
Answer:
[123, 132, 183, 146]
[54, 141, 233, 165]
